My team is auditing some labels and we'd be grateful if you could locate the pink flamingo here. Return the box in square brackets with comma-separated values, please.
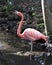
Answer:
[14, 11, 48, 62]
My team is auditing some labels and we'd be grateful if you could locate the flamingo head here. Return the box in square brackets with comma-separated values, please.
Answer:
[45, 36, 49, 46]
[13, 11, 22, 16]
[46, 36, 49, 41]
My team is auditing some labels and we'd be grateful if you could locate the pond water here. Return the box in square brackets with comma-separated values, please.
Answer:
[0, 52, 52, 65]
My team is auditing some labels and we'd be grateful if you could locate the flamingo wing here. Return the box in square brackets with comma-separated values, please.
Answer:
[23, 28, 41, 41]
[22, 28, 46, 41]
[25, 32, 36, 41]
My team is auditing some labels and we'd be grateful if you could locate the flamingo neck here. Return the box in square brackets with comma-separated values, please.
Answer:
[17, 13, 24, 37]
[41, 34, 47, 41]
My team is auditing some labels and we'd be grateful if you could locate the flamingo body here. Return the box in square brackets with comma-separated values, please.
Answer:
[18, 28, 46, 41]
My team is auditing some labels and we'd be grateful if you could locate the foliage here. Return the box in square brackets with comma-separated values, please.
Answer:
[0, 0, 47, 36]
[36, 23, 45, 33]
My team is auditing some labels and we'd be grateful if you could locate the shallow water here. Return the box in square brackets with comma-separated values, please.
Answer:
[0, 52, 52, 65]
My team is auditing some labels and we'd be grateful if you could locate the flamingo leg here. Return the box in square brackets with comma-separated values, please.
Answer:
[29, 41, 33, 65]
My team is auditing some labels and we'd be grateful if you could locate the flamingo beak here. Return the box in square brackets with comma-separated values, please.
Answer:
[13, 11, 19, 15]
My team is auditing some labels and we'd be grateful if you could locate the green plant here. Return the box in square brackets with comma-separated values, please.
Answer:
[37, 23, 44, 33]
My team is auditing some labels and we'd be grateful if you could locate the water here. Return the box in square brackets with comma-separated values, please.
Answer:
[50, 64, 52, 65]
[33, 55, 45, 65]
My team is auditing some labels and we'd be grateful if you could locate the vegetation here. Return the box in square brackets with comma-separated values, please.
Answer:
[0, 0, 44, 33]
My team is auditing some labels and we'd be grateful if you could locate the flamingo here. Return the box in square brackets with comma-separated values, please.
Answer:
[13, 11, 48, 63]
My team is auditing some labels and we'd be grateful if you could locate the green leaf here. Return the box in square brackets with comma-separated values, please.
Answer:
[32, 12, 36, 16]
